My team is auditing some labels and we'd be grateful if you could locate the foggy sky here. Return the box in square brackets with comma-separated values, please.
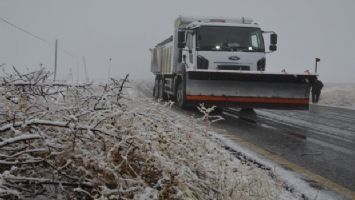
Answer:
[1, 0, 354, 82]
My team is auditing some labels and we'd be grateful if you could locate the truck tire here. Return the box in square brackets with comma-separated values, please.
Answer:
[176, 81, 187, 108]
[153, 78, 159, 99]
[158, 79, 168, 101]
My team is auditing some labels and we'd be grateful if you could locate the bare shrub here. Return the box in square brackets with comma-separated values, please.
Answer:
[0, 68, 296, 199]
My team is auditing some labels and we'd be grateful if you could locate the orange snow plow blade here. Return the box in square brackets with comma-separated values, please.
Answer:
[185, 70, 317, 110]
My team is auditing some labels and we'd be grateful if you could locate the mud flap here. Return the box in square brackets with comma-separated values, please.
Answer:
[185, 71, 316, 110]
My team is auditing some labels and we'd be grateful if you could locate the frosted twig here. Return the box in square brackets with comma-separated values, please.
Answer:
[0, 134, 41, 148]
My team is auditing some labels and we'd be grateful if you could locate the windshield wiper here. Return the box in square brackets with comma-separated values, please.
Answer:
[222, 45, 251, 52]
[235, 47, 263, 52]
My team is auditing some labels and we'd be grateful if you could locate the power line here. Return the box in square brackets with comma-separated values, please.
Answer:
[0, 16, 78, 59]
[0, 16, 51, 45]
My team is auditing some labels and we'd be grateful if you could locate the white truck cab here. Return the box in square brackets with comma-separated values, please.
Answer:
[178, 17, 277, 72]
[182, 19, 266, 71]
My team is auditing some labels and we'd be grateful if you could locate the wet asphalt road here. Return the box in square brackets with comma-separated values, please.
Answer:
[217, 105, 355, 192]
[135, 82, 355, 192]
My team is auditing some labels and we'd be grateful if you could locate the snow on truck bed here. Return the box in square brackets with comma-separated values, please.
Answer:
[0, 68, 343, 200]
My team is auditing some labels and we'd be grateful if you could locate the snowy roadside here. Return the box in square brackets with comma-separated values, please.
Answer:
[318, 83, 355, 110]
[208, 133, 345, 200]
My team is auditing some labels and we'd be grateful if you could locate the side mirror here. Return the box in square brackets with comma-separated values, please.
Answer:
[178, 31, 186, 48]
[269, 45, 277, 51]
[270, 33, 277, 45]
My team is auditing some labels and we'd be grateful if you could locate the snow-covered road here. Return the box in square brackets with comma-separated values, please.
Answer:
[220, 105, 355, 195]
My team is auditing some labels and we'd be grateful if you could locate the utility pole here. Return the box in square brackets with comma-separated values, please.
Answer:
[82, 56, 89, 82]
[76, 61, 80, 83]
[54, 39, 58, 81]
[315, 58, 320, 73]
[108, 57, 112, 80]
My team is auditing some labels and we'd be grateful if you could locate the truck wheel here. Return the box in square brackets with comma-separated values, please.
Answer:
[176, 81, 187, 108]
[153, 78, 159, 99]
[158, 79, 168, 101]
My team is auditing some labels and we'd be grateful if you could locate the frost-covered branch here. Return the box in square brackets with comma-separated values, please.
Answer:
[197, 103, 224, 124]
[0, 134, 41, 148]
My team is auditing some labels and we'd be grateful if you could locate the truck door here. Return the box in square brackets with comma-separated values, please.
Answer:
[182, 32, 195, 69]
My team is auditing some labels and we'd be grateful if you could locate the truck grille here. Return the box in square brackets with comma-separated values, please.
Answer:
[218, 65, 250, 70]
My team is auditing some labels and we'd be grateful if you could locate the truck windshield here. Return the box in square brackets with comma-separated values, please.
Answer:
[196, 26, 265, 52]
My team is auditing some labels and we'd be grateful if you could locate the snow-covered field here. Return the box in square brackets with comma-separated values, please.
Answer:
[319, 83, 355, 109]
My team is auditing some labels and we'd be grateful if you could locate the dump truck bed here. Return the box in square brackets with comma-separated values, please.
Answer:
[185, 70, 317, 110]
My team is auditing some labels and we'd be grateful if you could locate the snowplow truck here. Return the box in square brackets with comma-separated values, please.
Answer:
[150, 16, 317, 110]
